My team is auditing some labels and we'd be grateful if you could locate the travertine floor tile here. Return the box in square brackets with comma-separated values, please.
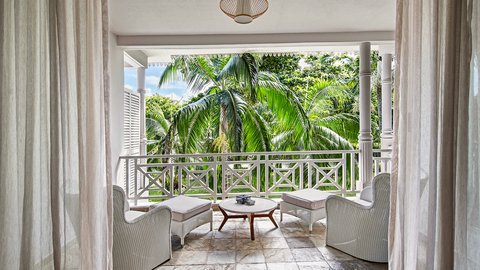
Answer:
[206, 251, 236, 264]
[263, 248, 295, 263]
[266, 262, 299, 270]
[236, 250, 266, 264]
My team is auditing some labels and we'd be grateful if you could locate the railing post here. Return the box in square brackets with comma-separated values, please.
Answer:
[213, 156, 218, 203]
[134, 158, 138, 205]
[178, 165, 183, 195]
[256, 155, 261, 197]
[221, 155, 227, 200]
[170, 164, 175, 198]
[342, 153, 347, 194]
[359, 42, 373, 189]
[125, 158, 129, 198]
[264, 154, 269, 197]
[299, 160, 304, 190]
[350, 153, 356, 192]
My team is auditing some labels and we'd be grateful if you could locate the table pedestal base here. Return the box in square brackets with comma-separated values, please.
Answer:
[218, 207, 278, 240]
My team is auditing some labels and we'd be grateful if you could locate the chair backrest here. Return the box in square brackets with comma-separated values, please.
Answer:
[371, 173, 391, 211]
[113, 185, 129, 223]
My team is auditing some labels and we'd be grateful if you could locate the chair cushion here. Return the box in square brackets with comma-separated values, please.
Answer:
[156, 195, 212, 222]
[282, 189, 333, 210]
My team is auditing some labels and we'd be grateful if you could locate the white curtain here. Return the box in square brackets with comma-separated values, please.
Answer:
[389, 0, 479, 269]
[0, 0, 112, 269]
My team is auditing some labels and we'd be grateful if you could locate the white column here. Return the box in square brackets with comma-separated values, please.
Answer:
[137, 67, 147, 156]
[381, 54, 393, 150]
[358, 42, 373, 188]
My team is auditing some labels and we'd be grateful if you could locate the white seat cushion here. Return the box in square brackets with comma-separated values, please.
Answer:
[156, 195, 212, 222]
[282, 189, 333, 210]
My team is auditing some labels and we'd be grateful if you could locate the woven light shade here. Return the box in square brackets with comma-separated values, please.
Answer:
[220, 0, 269, 24]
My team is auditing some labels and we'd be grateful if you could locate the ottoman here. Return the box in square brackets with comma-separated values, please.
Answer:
[280, 189, 333, 232]
[154, 195, 213, 245]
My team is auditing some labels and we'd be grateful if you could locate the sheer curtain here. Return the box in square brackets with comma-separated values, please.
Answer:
[459, 1, 480, 268]
[389, 0, 478, 269]
[0, 0, 112, 269]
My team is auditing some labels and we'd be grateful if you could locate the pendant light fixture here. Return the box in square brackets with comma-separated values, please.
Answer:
[220, 0, 269, 24]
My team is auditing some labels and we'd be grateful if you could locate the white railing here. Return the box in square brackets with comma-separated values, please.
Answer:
[373, 149, 393, 175]
[119, 149, 392, 204]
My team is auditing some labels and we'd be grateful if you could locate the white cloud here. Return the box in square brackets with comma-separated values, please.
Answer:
[159, 81, 188, 91]
[124, 69, 136, 78]
[163, 93, 181, 101]
[145, 75, 160, 86]
[124, 84, 134, 90]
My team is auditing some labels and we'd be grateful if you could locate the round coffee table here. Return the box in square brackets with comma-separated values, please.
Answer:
[218, 197, 278, 240]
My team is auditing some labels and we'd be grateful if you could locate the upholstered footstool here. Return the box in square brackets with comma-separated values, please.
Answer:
[280, 189, 333, 232]
[153, 195, 213, 245]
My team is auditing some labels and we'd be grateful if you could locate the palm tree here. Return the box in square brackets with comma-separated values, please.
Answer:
[158, 54, 310, 154]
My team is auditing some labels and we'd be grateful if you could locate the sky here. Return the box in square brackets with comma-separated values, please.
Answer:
[124, 66, 189, 100]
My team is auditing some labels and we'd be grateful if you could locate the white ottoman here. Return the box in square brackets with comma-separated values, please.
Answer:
[280, 189, 333, 232]
[154, 195, 213, 245]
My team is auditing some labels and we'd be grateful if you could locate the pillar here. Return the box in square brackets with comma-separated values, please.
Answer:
[137, 67, 147, 156]
[381, 54, 393, 150]
[358, 42, 373, 188]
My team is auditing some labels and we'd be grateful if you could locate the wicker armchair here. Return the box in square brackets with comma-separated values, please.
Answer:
[113, 186, 172, 270]
[325, 173, 390, 263]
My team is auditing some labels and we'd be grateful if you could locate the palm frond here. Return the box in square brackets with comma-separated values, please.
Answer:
[242, 104, 270, 152]
[218, 54, 259, 99]
[158, 59, 182, 88]
[174, 93, 217, 153]
[271, 130, 304, 151]
[218, 90, 245, 152]
[310, 125, 354, 150]
[256, 76, 310, 147]
[306, 80, 351, 113]
[317, 113, 359, 144]
[146, 109, 170, 133]
[184, 57, 217, 92]
[159, 56, 217, 94]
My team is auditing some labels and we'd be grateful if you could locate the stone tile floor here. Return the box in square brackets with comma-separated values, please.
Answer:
[156, 211, 387, 270]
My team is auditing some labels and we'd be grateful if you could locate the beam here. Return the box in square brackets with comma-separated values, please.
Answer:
[124, 50, 148, 67]
[117, 31, 395, 48]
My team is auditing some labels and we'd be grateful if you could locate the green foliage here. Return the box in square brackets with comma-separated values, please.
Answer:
[146, 95, 181, 122]
[145, 95, 181, 155]
[145, 51, 384, 154]
[156, 53, 290, 154]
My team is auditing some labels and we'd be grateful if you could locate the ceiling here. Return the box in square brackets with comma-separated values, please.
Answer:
[110, 0, 395, 36]
[112, 0, 395, 63]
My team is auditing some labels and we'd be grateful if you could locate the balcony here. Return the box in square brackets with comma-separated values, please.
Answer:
[118, 149, 390, 269]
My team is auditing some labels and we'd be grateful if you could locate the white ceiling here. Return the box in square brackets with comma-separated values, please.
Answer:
[113, 0, 395, 63]
[110, 0, 395, 36]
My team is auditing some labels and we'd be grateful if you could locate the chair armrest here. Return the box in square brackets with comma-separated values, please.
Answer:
[124, 205, 172, 224]
[326, 195, 372, 212]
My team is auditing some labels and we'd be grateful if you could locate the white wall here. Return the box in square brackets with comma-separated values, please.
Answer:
[109, 32, 125, 185]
